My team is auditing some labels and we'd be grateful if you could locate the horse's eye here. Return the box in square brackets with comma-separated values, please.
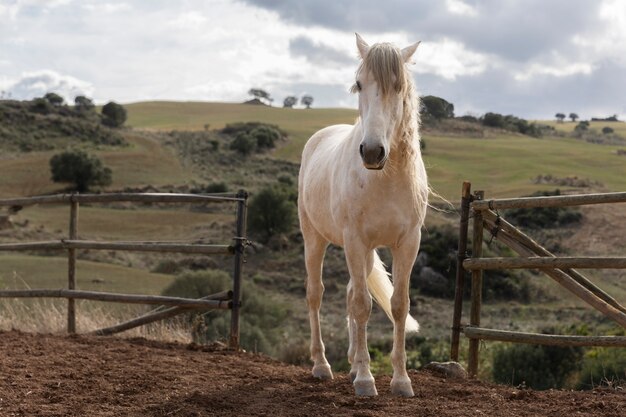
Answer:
[356, 81, 362, 91]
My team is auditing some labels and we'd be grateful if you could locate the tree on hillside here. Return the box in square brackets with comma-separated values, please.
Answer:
[301, 95, 314, 109]
[283, 96, 297, 108]
[569, 112, 579, 122]
[248, 88, 271, 105]
[482, 112, 505, 128]
[248, 185, 296, 243]
[555, 113, 566, 123]
[421, 95, 454, 119]
[50, 150, 112, 192]
[101, 101, 127, 128]
[44, 92, 64, 106]
[74, 96, 95, 113]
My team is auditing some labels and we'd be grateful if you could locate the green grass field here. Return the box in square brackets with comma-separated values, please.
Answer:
[0, 254, 174, 294]
[126, 101, 626, 200]
[0, 133, 195, 197]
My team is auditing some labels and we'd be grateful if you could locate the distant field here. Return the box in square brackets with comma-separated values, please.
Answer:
[539, 120, 626, 136]
[127, 101, 626, 200]
[125, 101, 357, 161]
[13, 204, 233, 241]
[0, 133, 195, 197]
[0, 254, 174, 295]
[424, 133, 626, 199]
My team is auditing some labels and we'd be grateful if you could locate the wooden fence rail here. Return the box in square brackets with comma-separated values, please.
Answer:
[0, 191, 248, 348]
[450, 182, 626, 377]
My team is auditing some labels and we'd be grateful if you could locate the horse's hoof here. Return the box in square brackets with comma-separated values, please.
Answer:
[349, 370, 357, 383]
[312, 364, 333, 380]
[390, 378, 414, 397]
[354, 378, 378, 397]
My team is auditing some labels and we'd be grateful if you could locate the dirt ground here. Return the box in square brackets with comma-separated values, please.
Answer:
[0, 330, 623, 417]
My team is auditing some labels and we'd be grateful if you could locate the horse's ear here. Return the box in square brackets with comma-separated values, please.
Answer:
[401, 41, 421, 63]
[356, 33, 369, 59]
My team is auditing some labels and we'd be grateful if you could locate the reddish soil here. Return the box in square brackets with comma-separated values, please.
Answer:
[0, 330, 623, 417]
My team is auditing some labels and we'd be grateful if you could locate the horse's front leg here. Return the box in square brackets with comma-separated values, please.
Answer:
[389, 230, 421, 397]
[344, 240, 377, 396]
[302, 225, 332, 380]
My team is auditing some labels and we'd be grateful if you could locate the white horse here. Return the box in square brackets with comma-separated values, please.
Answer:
[298, 34, 428, 397]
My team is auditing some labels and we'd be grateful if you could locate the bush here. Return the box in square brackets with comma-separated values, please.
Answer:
[505, 190, 582, 229]
[248, 184, 296, 243]
[411, 225, 532, 301]
[250, 126, 280, 149]
[421, 95, 454, 119]
[492, 340, 584, 390]
[49, 149, 112, 192]
[223, 122, 284, 154]
[482, 112, 505, 128]
[577, 345, 626, 389]
[101, 101, 127, 128]
[602, 126, 614, 135]
[230, 132, 257, 155]
[44, 92, 64, 106]
[30, 98, 52, 115]
[161, 270, 289, 356]
[492, 325, 587, 390]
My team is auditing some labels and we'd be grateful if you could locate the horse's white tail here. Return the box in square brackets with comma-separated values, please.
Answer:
[367, 251, 419, 333]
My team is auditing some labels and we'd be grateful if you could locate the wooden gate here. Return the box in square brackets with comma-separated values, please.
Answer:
[450, 182, 626, 376]
[0, 191, 248, 348]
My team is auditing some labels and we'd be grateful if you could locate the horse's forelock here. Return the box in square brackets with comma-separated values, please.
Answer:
[362, 43, 407, 97]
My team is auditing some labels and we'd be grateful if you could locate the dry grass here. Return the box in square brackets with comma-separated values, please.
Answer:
[0, 297, 193, 343]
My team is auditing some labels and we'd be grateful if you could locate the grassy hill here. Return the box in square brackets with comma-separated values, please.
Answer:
[126, 101, 626, 200]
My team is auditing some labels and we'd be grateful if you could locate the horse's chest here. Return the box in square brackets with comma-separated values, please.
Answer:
[337, 193, 418, 247]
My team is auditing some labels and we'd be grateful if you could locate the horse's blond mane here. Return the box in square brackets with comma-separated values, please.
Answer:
[354, 42, 427, 217]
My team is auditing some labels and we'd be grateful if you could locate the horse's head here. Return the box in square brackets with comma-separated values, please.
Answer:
[353, 33, 420, 170]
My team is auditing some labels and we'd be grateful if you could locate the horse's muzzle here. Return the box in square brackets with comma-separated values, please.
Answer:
[360, 143, 387, 170]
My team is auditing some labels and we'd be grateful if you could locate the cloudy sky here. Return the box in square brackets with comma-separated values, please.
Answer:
[1, 0, 625, 119]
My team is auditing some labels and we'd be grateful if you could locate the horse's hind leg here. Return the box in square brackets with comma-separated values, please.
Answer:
[302, 221, 332, 379]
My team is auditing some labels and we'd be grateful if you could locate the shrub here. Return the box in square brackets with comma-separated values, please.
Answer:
[482, 112, 505, 128]
[44, 92, 64, 106]
[411, 225, 532, 301]
[505, 190, 582, 229]
[161, 270, 289, 356]
[250, 126, 280, 149]
[101, 101, 127, 128]
[602, 126, 614, 135]
[576, 345, 626, 389]
[49, 149, 112, 192]
[248, 185, 296, 243]
[421, 95, 454, 119]
[492, 341, 584, 390]
[30, 98, 52, 115]
[230, 132, 257, 155]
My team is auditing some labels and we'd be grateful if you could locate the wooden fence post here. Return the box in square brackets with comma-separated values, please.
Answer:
[229, 190, 248, 349]
[67, 196, 78, 334]
[468, 190, 484, 377]
[451, 181, 472, 361]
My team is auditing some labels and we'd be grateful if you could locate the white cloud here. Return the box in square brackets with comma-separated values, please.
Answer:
[82, 2, 131, 13]
[4, 70, 94, 101]
[169, 11, 207, 29]
[514, 61, 594, 81]
[445, 0, 477, 17]
[415, 39, 489, 80]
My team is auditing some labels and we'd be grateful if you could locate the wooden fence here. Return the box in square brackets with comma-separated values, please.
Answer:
[0, 191, 248, 348]
[450, 182, 626, 376]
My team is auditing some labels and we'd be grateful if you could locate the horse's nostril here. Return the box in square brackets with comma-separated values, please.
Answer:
[378, 147, 385, 162]
[359, 144, 364, 158]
